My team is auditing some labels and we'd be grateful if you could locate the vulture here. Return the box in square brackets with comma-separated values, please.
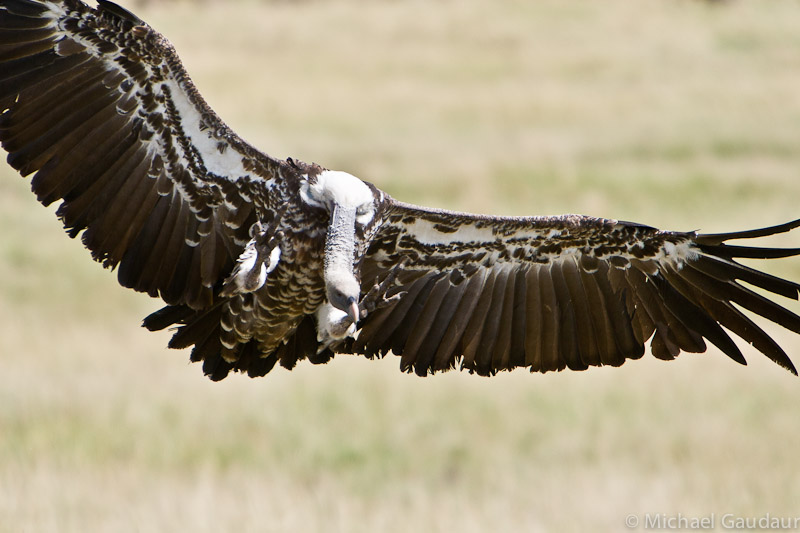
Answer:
[2, 0, 800, 381]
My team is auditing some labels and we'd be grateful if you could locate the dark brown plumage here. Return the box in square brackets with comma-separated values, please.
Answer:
[2, 0, 800, 381]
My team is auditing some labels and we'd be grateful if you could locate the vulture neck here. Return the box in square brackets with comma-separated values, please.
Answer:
[324, 204, 358, 280]
[323, 203, 362, 322]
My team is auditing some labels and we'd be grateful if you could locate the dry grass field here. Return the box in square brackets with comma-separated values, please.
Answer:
[2, 0, 800, 531]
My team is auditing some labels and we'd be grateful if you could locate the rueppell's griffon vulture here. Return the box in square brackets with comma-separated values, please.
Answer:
[2, 0, 800, 380]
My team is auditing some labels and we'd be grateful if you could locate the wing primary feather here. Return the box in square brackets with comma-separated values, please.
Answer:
[724, 281, 800, 334]
[0, 62, 108, 142]
[700, 243, 800, 260]
[692, 253, 800, 300]
[715, 304, 797, 374]
[0, 10, 53, 30]
[680, 261, 800, 335]
[57, 136, 142, 236]
[2, 0, 49, 17]
[681, 277, 798, 373]
[0, 50, 62, 94]
[696, 219, 800, 244]
[33, 116, 136, 205]
[0, 64, 110, 147]
[656, 269, 745, 365]
[0, 26, 52, 46]
[4, 88, 119, 170]
[0, 51, 92, 99]
[0, 37, 57, 63]
[624, 267, 683, 359]
[628, 264, 707, 354]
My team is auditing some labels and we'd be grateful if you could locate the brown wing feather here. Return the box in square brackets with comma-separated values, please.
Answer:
[0, 0, 286, 309]
[356, 200, 800, 376]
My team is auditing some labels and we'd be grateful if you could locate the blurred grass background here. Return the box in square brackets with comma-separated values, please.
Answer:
[2, 0, 800, 531]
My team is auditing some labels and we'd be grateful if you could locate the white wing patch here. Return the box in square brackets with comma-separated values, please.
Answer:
[164, 79, 251, 179]
[403, 219, 574, 247]
[404, 219, 496, 246]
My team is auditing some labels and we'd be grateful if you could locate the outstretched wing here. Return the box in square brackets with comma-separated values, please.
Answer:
[355, 200, 800, 376]
[0, 0, 287, 308]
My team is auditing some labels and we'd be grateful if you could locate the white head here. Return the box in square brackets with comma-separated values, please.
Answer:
[301, 170, 377, 226]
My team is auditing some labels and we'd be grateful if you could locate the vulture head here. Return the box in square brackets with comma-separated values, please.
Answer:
[300, 170, 382, 324]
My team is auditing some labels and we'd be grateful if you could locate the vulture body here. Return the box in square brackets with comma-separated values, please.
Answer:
[2, 0, 800, 381]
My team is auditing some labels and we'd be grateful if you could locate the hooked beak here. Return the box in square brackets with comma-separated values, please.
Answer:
[347, 297, 360, 324]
